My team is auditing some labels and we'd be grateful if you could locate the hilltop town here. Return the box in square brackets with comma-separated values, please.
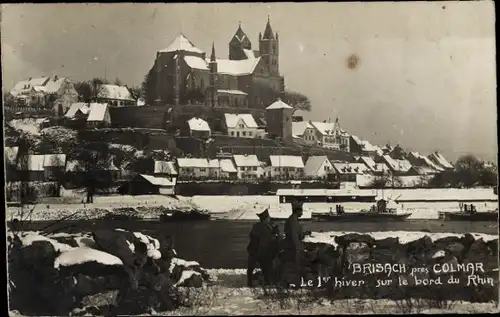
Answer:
[3, 19, 497, 201]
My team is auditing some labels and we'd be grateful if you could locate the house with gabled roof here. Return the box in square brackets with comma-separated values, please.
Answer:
[407, 151, 444, 174]
[292, 121, 318, 146]
[8, 75, 78, 116]
[232, 154, 265, 179]
[332, 162, 370, 183]
[381, 155, 413, 175]
[64, 102, 111, 128]
[309, 118, 350, 151]
[18, 153, 67, 181]
[186, 117, 211, 138]
[349, 135, 381, 157]
[176, 158, 210, 179]
[304, 156, 334, 179]
[358, 156, 390, 176]
[269, 155, 305, 180]
[224, 113, 264, 138]
[96, 84, 135, 107]
[427, 152, 454, 170]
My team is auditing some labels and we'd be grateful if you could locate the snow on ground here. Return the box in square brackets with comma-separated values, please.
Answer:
[375, 188, 498, 201]
[8, 118, 44, 135]
[6, 188, 498, 221]
[54, 247, 123, 268]
[11, 231, 77, 253]
[304, 231, 498, 248]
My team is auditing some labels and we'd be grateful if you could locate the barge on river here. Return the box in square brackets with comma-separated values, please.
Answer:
[439, 203, 498, 222]
[275, 187, 412, 222]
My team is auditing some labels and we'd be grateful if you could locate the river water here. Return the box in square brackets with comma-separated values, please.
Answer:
[11, 219, 497, 269]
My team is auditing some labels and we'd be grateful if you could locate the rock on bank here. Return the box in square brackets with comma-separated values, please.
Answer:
[7, 229, 211, 316]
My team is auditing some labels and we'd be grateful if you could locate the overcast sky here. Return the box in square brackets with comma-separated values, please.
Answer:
[1, 2, 496, 162]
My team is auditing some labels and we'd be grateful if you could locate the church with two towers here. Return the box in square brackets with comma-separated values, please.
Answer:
[148, 17, 285, 109]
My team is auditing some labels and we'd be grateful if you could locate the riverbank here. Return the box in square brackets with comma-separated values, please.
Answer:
[7, 229, 499, 315]
[6, 192, 498, 221]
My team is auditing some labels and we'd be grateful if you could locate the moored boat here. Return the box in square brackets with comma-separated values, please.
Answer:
[312, 199, 412, 222]
[160, 210, 211, 222]
[438, 203, 498, 222]
[439, 211, 498, 222]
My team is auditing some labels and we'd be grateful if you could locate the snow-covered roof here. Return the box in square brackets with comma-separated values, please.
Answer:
[219, 159, 237, 173]
[184, 56, 209, 70]
[428, 152, 454, 169]
[159, 34, 205, 54]
[184, 55, 261, 76]
[266, 99, 293, 110]
[10, 77, 50, 96]
[87, 103, 109, 122]
[292, 121, 314, 137]
[187, 117, 211, 132]
[270, 155, 305, 168]
[208, 159, 220, 169]
[97, 84, 134, 101]
[224, 113, 258, 129]
[310, 121, 337, 136]
[304, 156, 331, 175]
[217, 89, 248, 96]
[359, 156, 377, 170]
[43, 77, 67, 94]
[382, 155, 412, 173]
[177, 158, 209, 168]
[243, 49, 256, 59]
[18, 154, 63, 171]
[65, 103, 92, 118]
[333, 162, 370, 175]
[233, 154, 260, 167]
[139, 174, 176, 187]
[409, 151, 444, 172]
[5, 147, 19, 165]
[212, 57, 261, 76]
[411, 166, 439, 175]
[154, 161, 178, 175]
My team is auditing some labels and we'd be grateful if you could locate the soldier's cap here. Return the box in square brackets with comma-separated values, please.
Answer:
[257, 209, 270, 220]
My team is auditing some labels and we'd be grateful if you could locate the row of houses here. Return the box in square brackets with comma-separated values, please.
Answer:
[6, 76, 138, 118]
[167, 151, 454, 181]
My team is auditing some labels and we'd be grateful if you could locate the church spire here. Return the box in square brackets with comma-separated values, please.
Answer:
[210, 41, 216, 62]
[233, 21, 247, 42]
[262, 15, 275, 40]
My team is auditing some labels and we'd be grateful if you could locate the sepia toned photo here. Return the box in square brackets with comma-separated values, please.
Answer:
[2, 2, 498, 316]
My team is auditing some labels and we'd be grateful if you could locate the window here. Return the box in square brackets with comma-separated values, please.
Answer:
[199, 168, 206, 172]
[239, 124, 244, 129]
[248, 132, 252, 137]
[253, 166, 257, 171]
[242, 131, 246, 136]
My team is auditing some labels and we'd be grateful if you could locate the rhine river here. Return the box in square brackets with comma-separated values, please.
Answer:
[10, 219, 497, 269]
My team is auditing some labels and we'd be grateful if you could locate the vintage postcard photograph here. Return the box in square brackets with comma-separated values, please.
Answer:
[2, 2, 499, 316]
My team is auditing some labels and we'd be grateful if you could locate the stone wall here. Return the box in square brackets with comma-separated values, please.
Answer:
[7, 229, 211, 316]
[296, 232, 498, 302]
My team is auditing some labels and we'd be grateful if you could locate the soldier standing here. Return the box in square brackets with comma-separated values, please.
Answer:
[283, 200, 308, 286]
[247, 209, 280, 287]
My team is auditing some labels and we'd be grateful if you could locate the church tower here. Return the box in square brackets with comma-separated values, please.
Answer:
[229, 22, 252, 60]
[259, 16, 279, 77]
[207, 42, 218, 107]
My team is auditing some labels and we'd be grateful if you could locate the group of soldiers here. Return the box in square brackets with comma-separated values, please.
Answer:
[246, 201, 311, 287]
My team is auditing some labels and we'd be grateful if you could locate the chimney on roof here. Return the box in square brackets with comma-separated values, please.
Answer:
[28, 77, 32, 81]
[54, 75, 58, 81]
[201, 52, 206, 59]
[323, 120, 326, 123]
